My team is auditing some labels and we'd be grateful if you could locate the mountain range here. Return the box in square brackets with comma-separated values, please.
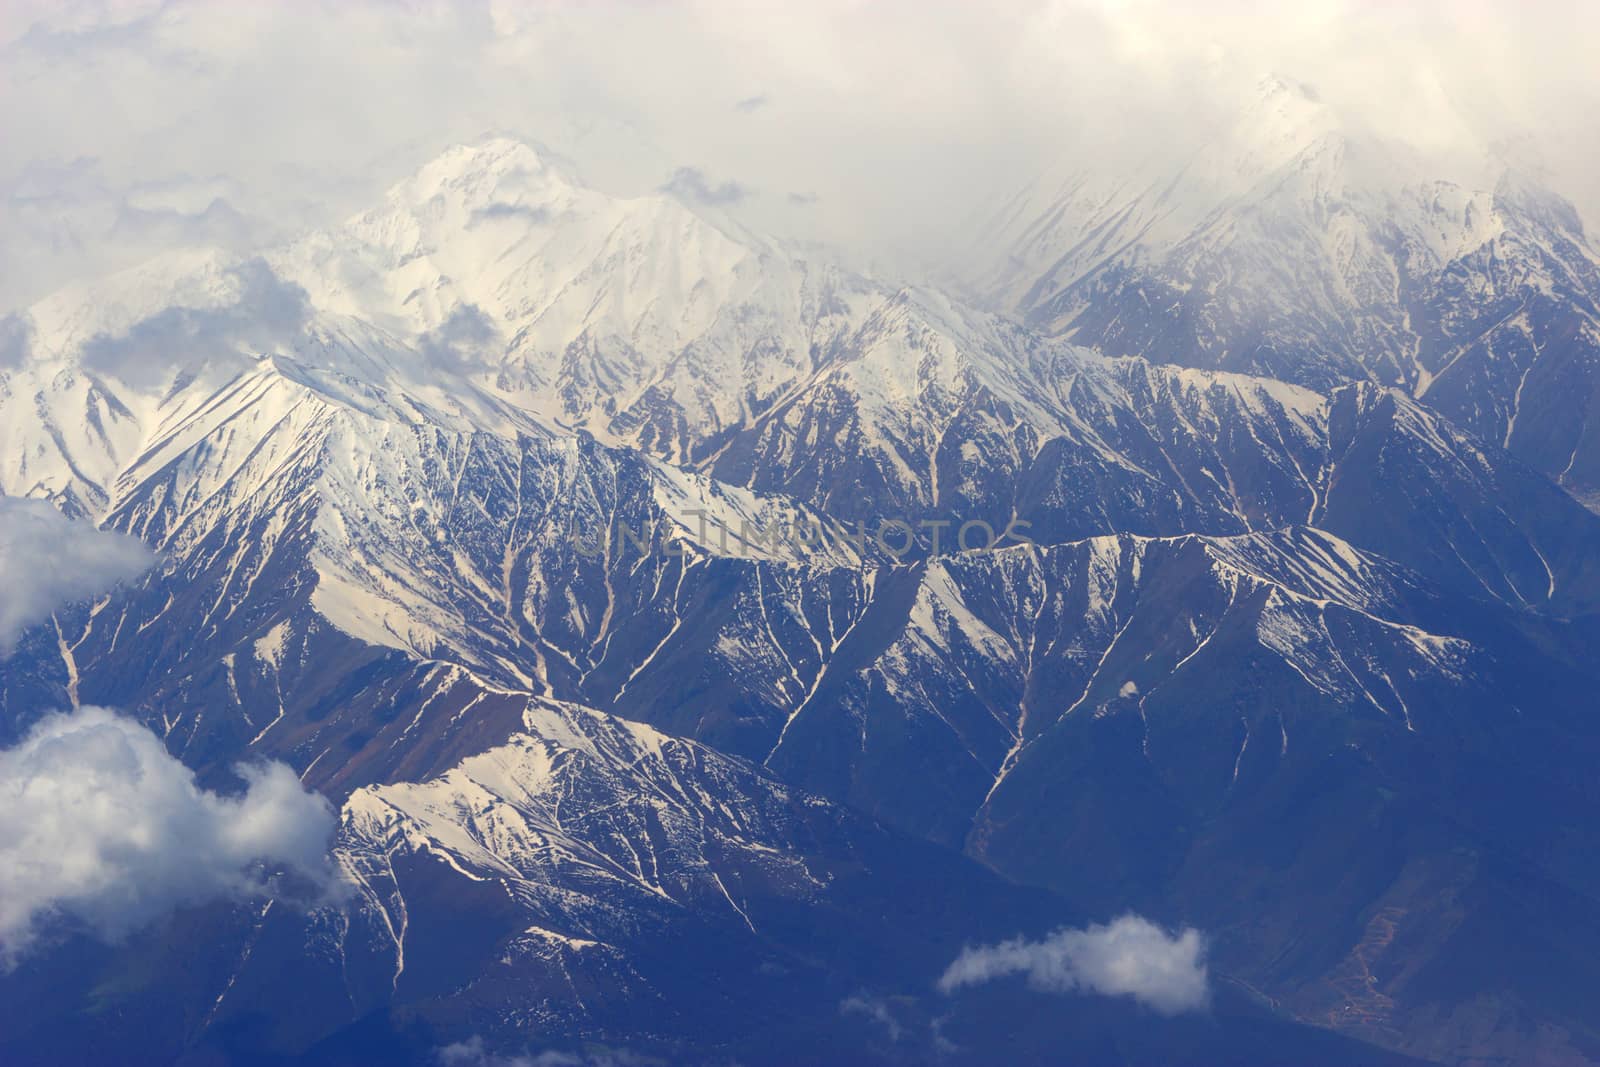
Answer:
[957, 76, 1600, 511]
[3, 90, 1600, 1065]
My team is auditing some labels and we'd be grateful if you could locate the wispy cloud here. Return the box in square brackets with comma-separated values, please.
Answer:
[79, 256, 309, 388]
[0, 706, 339, 963]
[417, 303, 501, 374]
[0, 497, 152, 653]
[659, 166, 750, 206]
[468, 201, 552, 227]
[840, 993, 903, 1041]
[938, 914, 1208, 1015]
[436, 1035, 658, 1066]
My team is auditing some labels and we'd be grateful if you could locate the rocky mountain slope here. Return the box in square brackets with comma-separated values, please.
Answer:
[960, 76, 1600, 510]
[3, 138, 1600, 1065]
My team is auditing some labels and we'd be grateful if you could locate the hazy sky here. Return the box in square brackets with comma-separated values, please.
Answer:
[2, 0, 1596, 307]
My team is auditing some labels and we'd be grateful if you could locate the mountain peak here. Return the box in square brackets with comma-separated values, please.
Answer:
[1253, 73, 1323, 105]
[387, 137, 567, 214]
[1212, 72, 1342, 181]
[424, 136, 548, 178]
[1492, 161, 1587, 238]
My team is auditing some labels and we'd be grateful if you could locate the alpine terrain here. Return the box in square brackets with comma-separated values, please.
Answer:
[4, 112, 1600, 1067]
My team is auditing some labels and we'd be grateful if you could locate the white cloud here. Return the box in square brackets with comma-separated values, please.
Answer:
[0, 497, 153, 653]
[436, 1035, 654, 1067]
[658, 165, 750, 206]
[840, 993, 904, 1041]
[0, 705, 337, 962]
[416, 303, 502, 375]
[79, 255, 309, 388]
[938, 914, 1208, 1015]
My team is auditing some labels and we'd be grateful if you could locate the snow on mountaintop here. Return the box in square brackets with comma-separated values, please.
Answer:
[275, 136, 747, 342]
[266, 136, 869, 444]
[332, 692, 833, 1014]
[945, 72, 1600, 514]
[959, 73, 1527, 328]
[4, 135, 1593, 631]
[957, 76, 1348, 300]
[341, 693, 820, 904]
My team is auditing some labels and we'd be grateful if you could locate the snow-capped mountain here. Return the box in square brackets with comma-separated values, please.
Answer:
[271, 138, 872, 461]
[10, 147, 1597, 618]
[961, 76, 1600, 510]
[5, 137, 1600, 1066]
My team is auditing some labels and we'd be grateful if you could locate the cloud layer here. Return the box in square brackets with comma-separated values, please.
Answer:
[0, 497, 153, 652]
[3, 0, 1597, 309]
[0, 706, 337, 961]
[938, 914, 1208, 1015]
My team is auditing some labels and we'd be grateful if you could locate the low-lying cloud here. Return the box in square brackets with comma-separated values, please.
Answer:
[659, 166, 750, 206]
[468, 201, 553, 227]
[79, 256, 310, 389]
[417, 303, 501, 375]
[436, 1035, 657, 1067]
[938, 914, 1208, 1015]
[0, 706, 338, 963]
[840, 992, 904, 1041]
[0, 497, 153, 653]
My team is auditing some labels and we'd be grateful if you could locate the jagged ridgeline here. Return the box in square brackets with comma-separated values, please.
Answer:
[3, 131, 1600, 1066]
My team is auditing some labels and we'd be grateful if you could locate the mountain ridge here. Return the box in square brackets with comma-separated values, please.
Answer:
[5, 134, 1600, 1065]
